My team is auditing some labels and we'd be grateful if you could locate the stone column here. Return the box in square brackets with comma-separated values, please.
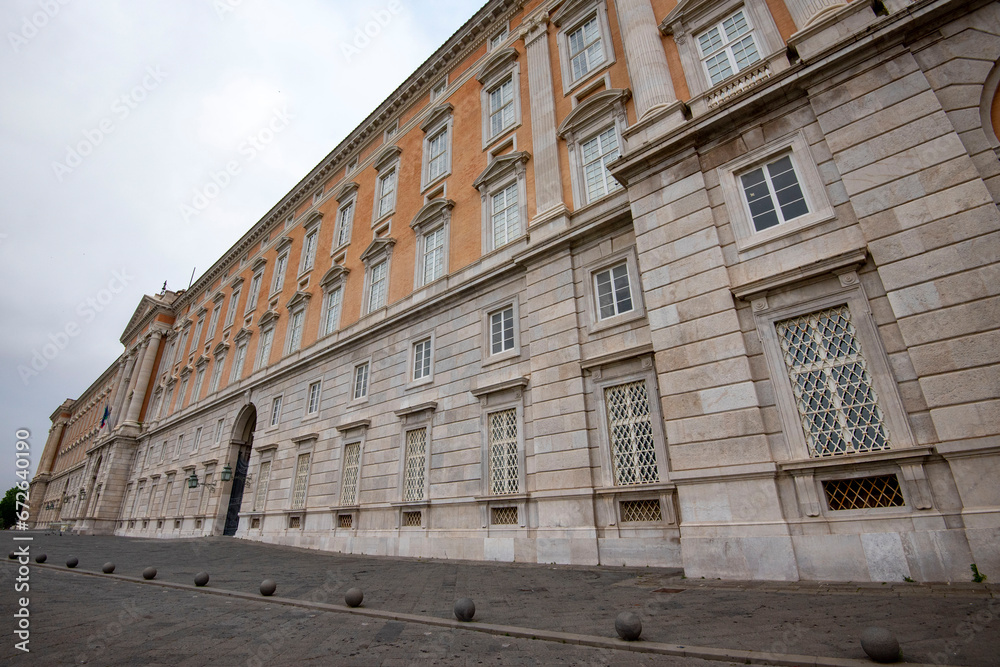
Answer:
[105, 358, 128, 429]
[123, 332, 163, 426]
[116, 348, 144, 430]
[784, 0, 847, 30]
[519, 13, 565, 217]
[614, 0, 676, 119]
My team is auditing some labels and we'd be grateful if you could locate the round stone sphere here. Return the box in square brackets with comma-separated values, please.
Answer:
[861, 627, 900, 663]
[102, 562, 115, 574]
[34, 554, 47, 564]
[8, 551, 16, 560]
[260, 579, 277, 596]
[454, 598, 476, 622]
[142, 567, 157, 580]
[615, 611, 643, 641]
[66, 557, 78, 568]
[194, 571, 210, 587]
[345, 587, 364, 607]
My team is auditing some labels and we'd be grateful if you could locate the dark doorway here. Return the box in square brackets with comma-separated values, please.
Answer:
[223, 404, 256, 536]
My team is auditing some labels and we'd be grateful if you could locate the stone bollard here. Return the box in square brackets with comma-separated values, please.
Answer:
[345, 587, 364, 607]
[66, 557, 78, 568]
[34, 554, 47, 564]
[615, 611, 642, 641]
[194, 572, 210, 587]
[454, 598, 475, 622]
[103, 562, 115, 574]
[860, 627, 900, 663]
[260, 579, 277, 596]
[142, 567, 157, 580]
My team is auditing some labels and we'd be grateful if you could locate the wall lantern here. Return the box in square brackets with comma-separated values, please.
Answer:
[221, 464, 233, 482]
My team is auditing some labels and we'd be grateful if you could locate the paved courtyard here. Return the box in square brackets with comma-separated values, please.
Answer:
[1, 532, 997, 665]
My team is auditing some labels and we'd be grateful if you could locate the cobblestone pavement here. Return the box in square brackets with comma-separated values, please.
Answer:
[2, 532, 997, 665]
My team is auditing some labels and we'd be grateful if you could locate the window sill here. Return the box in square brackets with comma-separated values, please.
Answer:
[734, 209, 837, 254]
[483, 122, 521, 152]
[588, 309, 646, 336]
[563, 60, 614, 98]
[482, 349, 520, 367]
[421, 170, 450, 195]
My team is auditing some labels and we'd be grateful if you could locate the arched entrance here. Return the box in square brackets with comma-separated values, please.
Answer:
[223, 403, 256, 536]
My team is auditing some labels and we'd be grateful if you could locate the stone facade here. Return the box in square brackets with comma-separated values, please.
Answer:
[29, 0, 1000, 582]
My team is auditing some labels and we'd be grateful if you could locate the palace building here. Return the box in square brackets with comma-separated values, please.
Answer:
[28, 0, 1000, 582]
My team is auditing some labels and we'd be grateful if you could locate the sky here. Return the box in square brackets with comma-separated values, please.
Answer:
[0, 0, 485, 498]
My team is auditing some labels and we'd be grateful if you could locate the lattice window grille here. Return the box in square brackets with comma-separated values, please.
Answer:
[253, 460, 271, 511]
[291, 454, 310, 509]
[823, 475, 905, 511]
[491, 506, 518, 525]
[288, 516, 301, 529]
[403, 511, 422, 527]
[776, 306, 891, 458]
[250, 517, 260, 529]
[620, 499, 662, 522]
[605, 381, 659, 486]
[488, 409, 519, 495]
[338, 513, 353, 528]
[403, 429, 427, 502]
[341, 443, 361, 506]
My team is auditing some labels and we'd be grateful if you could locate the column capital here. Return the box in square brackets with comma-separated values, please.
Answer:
[518, 11, 549, 46]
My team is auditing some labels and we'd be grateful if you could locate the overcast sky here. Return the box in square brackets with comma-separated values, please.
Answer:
[0, 0, 484, 499]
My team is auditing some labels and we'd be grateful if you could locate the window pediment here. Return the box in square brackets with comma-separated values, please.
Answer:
[233, 327, 253, 343]
[212, 341, 230, 357]
[557, 88, 631, 139]
[251, 257, 267, 272]
[257, 309, 280, 327]
[476, 47, 519, 84]
[275, 236, 294, 253]
[360, 237, 396, 262]
[410, 199, 455, 231]
[229, 275, 245, 289]
[421, 103, 454, 132]
[335, 181, 359, 201]
[373, 145, 402, 172]
[285, 290, 312, 311]
[320, 264, 350, 288]
[551, 0, 594, 26]
[473, 151, 530, 191]
[302, 212, 322, 230]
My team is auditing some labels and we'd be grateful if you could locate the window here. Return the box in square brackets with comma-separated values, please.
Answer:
[335, 200, 354, 249]
[426, 128, 449, 183]
[224, 287, 241, 329]
[322, 286, 342, 336]
[231, 341, 248, 382]
[580, 127, 621, 203]
[287, 309, 304, 353]
[554, 2, 615, 93]
[605, 380, 659, 485]
[255, 327, 274, 370]
[487, 76, 515, 139]
[430, 77, 447, 101]
[422, 227, 445, 285]
[697, 8, 760, 87]
[488, 408, 519, 495]
[367, 259, 388, 311]
[823, 475, 905, 511]
[474, 152, 528, 253]
[403, 428, 426, 501]
[568, 16, 605, 81]
[412, 338, 432, 382]
[594, 263, 633, 320]
[376, 168, 397, 219]
[291, 453, 311, 509]
[193, 426, 203, 452]
[384, 119, 398, 141]
[160, 475, 174, 516]
[253, 460, 271, 511]
[739, 154, 808, 232]
[313, 188, 323, 204]
[191, 366, 206, 402]
[206, 304, 222, 340]
[775, 305, 890, 458]
[272, 252, 288, 293]
[176, 376, 189, 411]
[490, 306, 515, 355]
[269, 396, 282, 427]
[353, 362, 369, 400]
[306, 380, 321, 415]
[717, 131, 835, 251]
[173, 434, 184, 459]
[301, 229, 318, 273]
[209, 353, 226, 392]
[246, 272, 263, 312]
[174, 330, 189, 366]
[215, 418, 225, 444]
[477, 48, 520, 149]
[159, 440, 167, 463]
[341, 442, 361, 505]
[489, 25, 508, 50]
[192, 317, 205, 351]
[199, 466, 214, 514]
[491, 184, 520, 249]
[346, 156, 358, 174]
